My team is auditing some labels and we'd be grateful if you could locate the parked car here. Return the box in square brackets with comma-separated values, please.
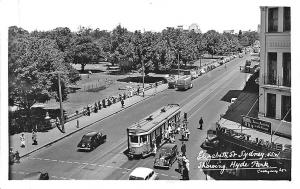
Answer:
[190, 70, 198, 80]
[23, 171, 49, 180]
[129, 167, 159, 180]
[154, 143, 178, 169]
[77, 131, 107, 151]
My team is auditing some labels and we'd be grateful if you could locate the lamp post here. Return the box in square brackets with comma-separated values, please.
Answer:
[57, 72, 65, 133]
[178, 52, 180, 78]
[142, 59, 145, 97]
[44, 71, 65, 133]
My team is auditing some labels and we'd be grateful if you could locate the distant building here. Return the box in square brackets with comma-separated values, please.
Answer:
[177, 25, 184, 31]
[188, 23, 201, 33]
[258, 6, 291, 137]
[223, 30, 234, 34]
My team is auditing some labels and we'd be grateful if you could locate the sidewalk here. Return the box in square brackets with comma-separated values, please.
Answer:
[10, 83, 168, 158]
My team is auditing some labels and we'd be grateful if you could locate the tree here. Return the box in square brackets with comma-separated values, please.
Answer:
[70, 36, 101, 72]
[8, 34, 80, 130]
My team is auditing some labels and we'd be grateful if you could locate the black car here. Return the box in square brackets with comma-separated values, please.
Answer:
[77, 131, 107, 151]
[154, 143, 178, 169]
[201, 130, 219, 150]
[23, 171, 49, 180]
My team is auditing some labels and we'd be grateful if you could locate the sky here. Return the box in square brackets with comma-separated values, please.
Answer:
[3, 0, 293, 33]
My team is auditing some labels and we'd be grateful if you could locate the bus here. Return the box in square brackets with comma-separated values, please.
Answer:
[126, 104, 181, 158]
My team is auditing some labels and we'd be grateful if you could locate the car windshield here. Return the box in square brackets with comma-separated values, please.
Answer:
[156, 147, 171, 157]
[81, 135, 92, 142]
[129, 176, 144, 180]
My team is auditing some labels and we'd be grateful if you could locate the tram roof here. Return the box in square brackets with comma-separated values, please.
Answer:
[128, 104, 180, 134]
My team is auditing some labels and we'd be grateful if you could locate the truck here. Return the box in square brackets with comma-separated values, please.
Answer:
[176, 75, 193, 90]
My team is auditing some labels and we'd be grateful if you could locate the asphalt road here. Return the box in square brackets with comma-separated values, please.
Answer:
[10, 55, 251, 180]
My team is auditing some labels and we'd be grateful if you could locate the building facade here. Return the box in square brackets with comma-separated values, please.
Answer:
[258, 6, 291, 137]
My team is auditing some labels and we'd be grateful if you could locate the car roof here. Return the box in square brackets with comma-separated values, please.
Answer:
[130, 167, 154, 178]
[84, 131, 98, 137]
[161, 143, 177, 149]
[23, 172, 44, 180]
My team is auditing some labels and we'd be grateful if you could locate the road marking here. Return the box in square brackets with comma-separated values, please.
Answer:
[90, 164, 97, 166]
[51, 159, 57, 162]
[66, 161, 73, 164]
[160, 173, 168, 176]
[44, 158, 50, 161]
[73, 162, 80, 164]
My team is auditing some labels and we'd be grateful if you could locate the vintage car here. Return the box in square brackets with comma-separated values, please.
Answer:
[129, 167, 159, 180]
[77, 131, 107, 151]
[201, 129, 220, 150]
[154, 143, 178, 169]
[23, 171, 49, 180]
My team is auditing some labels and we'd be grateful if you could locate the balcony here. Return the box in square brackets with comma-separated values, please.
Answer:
[262, 74, 291, 90]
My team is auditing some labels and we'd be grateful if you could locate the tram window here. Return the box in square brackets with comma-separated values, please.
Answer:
[141, 135, 147, 143]
[130, 136, 139, 143]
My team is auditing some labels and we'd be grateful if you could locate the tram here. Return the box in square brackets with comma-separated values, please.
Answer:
[126, 104, 181, 158]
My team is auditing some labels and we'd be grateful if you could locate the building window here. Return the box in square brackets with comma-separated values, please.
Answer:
[283, 7, 291, 32]
[267, 52, 277, 85]
[281, 95, 291, 122]
[282, 53, 291, 87]
[266, 93, 276, 118]
[268, 8, 278, 32]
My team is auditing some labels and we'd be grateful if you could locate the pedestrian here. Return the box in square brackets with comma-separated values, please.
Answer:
[137, 87, 140, 96]
[199, 117, 203, 130]
[102, 99, 106, 108]
[94, 102, 98, 113]
[121, 99, 125, 108]
[152, 143, 157, 155]
[184, 112, 187, 121]
[182, 157, 190, 180]
[87, 106, 91, 116]
[20, 133, 25, 148]
[155, 82, 158, 93]
[177, 152, 183, 174]
[32, 130, 38, 145]
[9, 148, 15, 164]
[14, 151, 20, 163]
[55, 117, 60, 127]
[181, 142, 186, 156]
[98, 101, 102, 110]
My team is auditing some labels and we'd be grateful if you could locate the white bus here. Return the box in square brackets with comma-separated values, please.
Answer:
[126, 104, 181, 158]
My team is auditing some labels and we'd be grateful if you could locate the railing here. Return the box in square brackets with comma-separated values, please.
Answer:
[262, 74, 291, 87]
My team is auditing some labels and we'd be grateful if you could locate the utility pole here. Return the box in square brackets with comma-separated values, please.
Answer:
[178, 52, 180, 78]
[57, 72, 65, 133]
[142, 59, 145, 97]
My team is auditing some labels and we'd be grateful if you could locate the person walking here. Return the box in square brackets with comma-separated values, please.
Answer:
[32, 130, 38, 145]
[182, 157, 190, 180]
[199, 117, 203, 130]
[20, 133, 25, 148]
[14, 151, 20, 163]
[121, 98, 125, 108]
[155, 82, 158, 93]
[181, 142, 186, 156]
[152, 142, 157, 156]
[177, 152, 183, 174]
[137, 87, 140, 96]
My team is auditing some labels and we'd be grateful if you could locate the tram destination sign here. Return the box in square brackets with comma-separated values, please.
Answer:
[241, 115, 271, 134]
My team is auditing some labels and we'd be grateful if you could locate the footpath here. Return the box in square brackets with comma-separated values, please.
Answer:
[10, 83, 168, 158]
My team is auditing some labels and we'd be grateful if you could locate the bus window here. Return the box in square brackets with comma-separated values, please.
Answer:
[141, 135, 147, 143]
[130, 135, 139, 143]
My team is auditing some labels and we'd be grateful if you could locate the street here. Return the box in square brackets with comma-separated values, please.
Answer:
[10, 55, 251, 180]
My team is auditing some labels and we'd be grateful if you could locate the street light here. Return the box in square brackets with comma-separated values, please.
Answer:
[142, 59, 145, 97]
[43, 71, 65, 133]
[178, 51, 180, 78]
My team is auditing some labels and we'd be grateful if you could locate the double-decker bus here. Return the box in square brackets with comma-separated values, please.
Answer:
[126, 104, 181, 158]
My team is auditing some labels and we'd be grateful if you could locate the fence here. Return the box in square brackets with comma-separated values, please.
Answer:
[65, 81, 164, 122]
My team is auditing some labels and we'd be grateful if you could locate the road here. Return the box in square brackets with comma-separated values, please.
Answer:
[10, 55, 251, 180]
